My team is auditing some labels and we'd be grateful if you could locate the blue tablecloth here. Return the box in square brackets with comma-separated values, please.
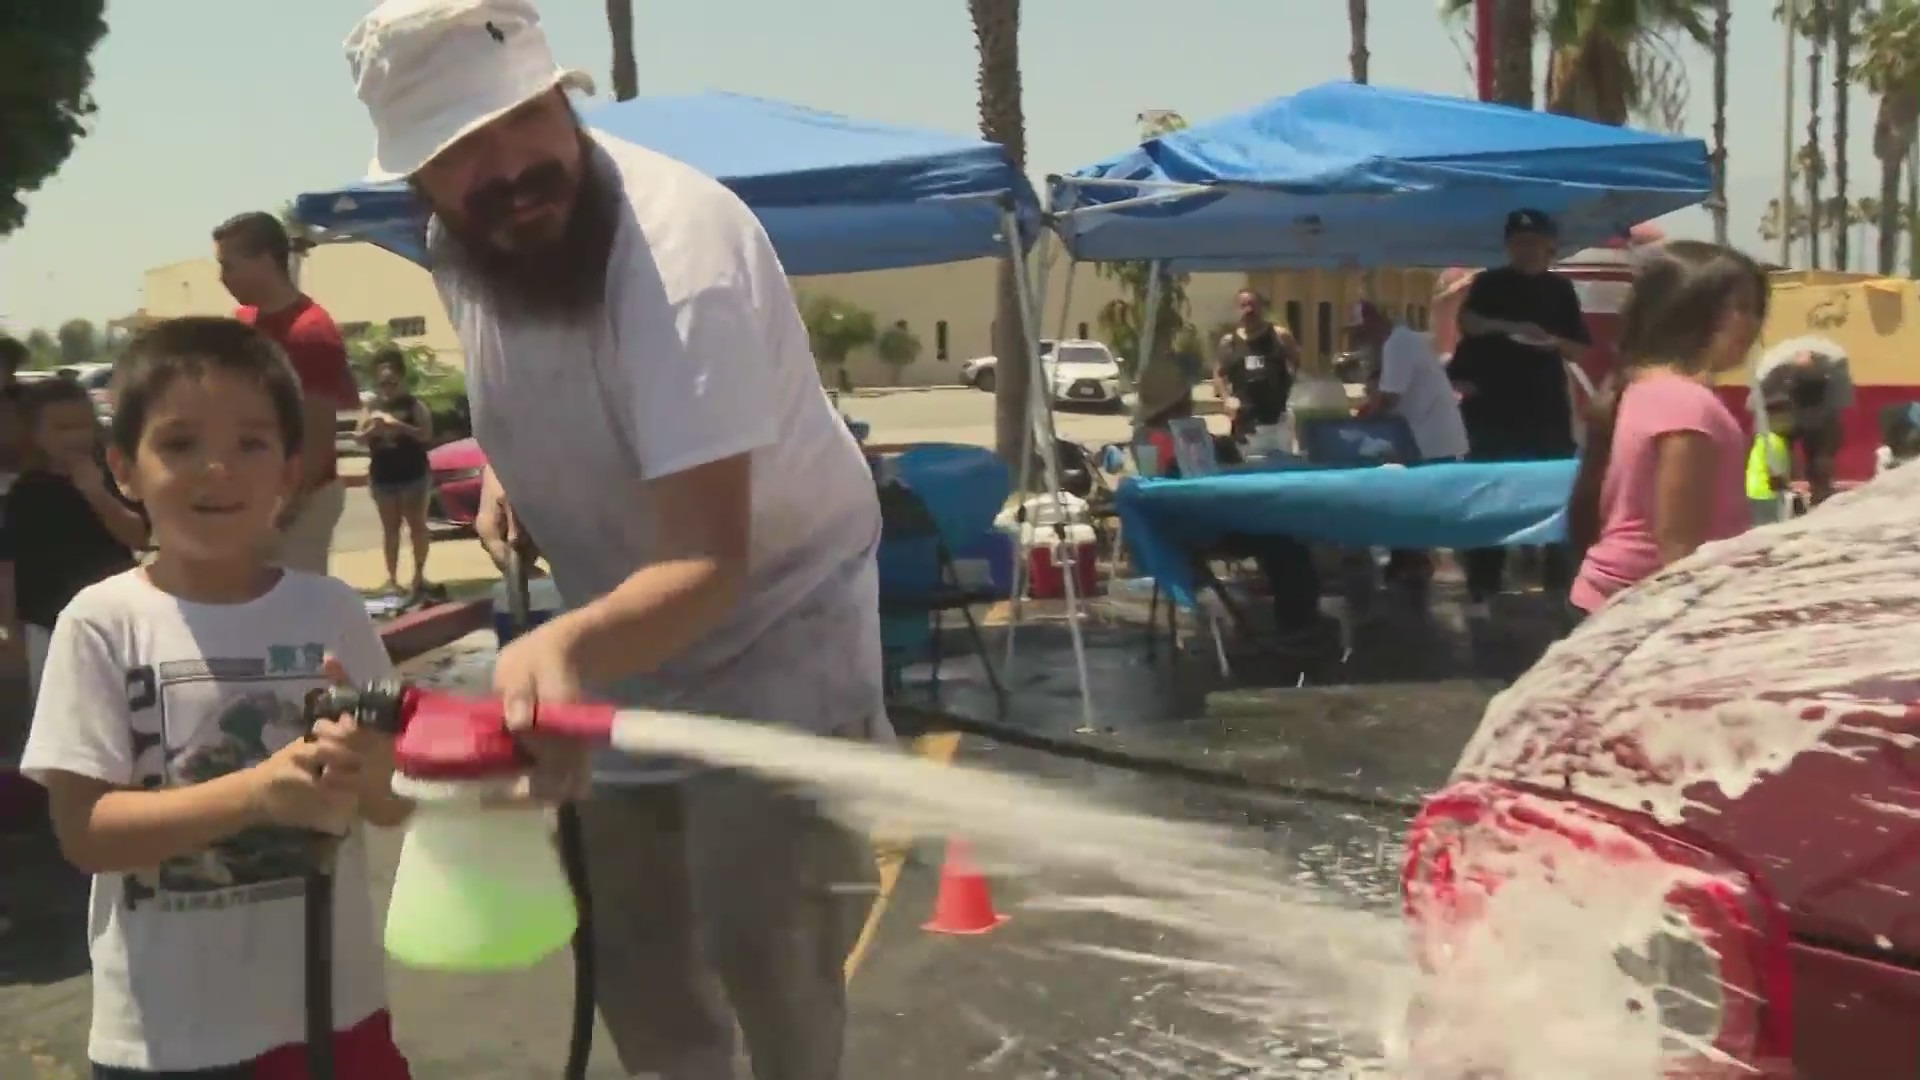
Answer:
[1115, 459, 1578, 607]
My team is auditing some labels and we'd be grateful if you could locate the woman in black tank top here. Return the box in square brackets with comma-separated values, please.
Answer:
[359, 349, 435, 597]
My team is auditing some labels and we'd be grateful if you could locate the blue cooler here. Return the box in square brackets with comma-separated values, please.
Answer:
[492, 576, 563, 645]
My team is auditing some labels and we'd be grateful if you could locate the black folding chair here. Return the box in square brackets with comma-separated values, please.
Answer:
[876, 480, 1008, 705]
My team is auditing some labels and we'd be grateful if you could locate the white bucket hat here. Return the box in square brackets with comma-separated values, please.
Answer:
[346, 0, 595, 182]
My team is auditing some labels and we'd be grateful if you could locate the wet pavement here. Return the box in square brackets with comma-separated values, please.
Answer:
[0, 569, 1568, 1078]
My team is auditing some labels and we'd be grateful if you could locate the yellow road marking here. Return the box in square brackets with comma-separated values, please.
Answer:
[844, 730, 962, 980]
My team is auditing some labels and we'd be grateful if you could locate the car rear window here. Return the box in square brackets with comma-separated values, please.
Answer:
[1055, 345, 1109, 364]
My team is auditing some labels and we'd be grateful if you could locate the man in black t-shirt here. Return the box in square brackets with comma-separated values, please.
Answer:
[1446, 209, 1592, 610]
[1213, 289, 1299, 446]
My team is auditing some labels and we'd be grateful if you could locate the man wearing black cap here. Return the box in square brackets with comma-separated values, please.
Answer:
[1446, 209, 1591, 614]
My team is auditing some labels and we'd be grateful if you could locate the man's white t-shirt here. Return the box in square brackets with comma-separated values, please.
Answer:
[435, 133, 889, 782]
[1378, 325, 1470, 461]
[19, 569, 391, 1071]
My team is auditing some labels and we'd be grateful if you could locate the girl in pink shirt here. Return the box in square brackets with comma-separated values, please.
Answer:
[1568, 242, 1770, 615]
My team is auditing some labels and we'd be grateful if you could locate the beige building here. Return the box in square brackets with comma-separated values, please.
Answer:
[143, 239, 1436, 387]
[1246, 267, 1444, 363]
[143, 240, 1252, 387]
[142, 243, 462, 363]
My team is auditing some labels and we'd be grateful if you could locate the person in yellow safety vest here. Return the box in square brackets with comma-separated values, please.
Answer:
[1747, 394, 1795, 526]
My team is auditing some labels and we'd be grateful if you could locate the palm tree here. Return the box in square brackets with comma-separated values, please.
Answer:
[1832, 0, 1856, 269]
[1710, 0, 1730, 243]
[1809, 48, 1827, 267]
[1858, 0, 1920, 274]
[1493, 0, 1535, 106]
[1349, 0, 1370, 83]
[606, 0, 637, 101]
[969, 0, 1029, 467]
[1443, 0, 1710, 126]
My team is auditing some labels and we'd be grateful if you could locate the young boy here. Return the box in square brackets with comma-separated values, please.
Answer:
[1747, 393, 1795, 526]
[10, 377, 148, 700]
[19, 317, 413, 1079]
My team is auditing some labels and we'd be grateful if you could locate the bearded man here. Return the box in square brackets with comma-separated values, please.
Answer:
[344, 3, 889, 1078]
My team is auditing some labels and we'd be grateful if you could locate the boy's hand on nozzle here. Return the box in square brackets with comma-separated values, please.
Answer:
[247, 727, 362, 835]
[319, 655, 413, 827]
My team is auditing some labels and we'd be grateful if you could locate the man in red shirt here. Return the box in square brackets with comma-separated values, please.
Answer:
[213, 211, 362, 573]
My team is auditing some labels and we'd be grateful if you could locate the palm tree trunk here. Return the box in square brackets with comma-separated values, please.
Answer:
[1710, 0, 1730, 244]
[1832, 0, 1853, 269]
[1880, 153, 1904, 273]
[605, 0, 637, 101]
[1492, 0, 1534, 108]
[1806, 45, 1824, 267]
[1909, 138, 1919, 273]
[969, 0, 1029, 468]
[1348, 0, 1369, 83]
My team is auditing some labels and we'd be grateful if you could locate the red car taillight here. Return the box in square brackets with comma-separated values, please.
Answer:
[1400, 783, 1793, 1077]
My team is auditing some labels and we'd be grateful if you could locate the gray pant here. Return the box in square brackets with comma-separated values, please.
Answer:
[578, 748, 879, 1080]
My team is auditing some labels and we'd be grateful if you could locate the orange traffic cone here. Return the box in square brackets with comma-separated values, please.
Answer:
[922, 838, 1009, 935]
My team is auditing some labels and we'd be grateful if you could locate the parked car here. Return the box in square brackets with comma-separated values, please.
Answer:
[1399, 471, 1920, 1078]
[960, 339, 1125, 409]
[427, 436, 485, 528]
[46, 363, 118, 422]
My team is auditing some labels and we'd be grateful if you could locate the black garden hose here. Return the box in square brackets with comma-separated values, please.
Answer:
[908, 707, 1424, 816]
[302, 548, 599, 1080]
[506, 548, 597, 1080]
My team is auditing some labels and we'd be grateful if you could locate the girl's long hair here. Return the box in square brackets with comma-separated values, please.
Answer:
[1565, 241, 1769, 551]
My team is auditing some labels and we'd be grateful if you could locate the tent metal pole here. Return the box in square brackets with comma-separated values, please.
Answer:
[1128, 262, 1168, 424]
[1004, 227, 1066, 676]
[1056, 176, 1212, 192]
[1001, 211, 1096, 731]
[1002, 223, 1054, 673]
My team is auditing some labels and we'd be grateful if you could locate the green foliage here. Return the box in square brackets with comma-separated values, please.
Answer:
[798, 294, 878, 368]
[874, 320, 923, 383]
[22, 329, 60, 369]
[343, 325, 466, 410]
[1095, 110, 1194, 377]
[0, 1, 109, 236]
[56, 318, 97, 365]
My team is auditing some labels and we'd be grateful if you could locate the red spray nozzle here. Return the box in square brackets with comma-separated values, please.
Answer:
[304, 680, 618, 782]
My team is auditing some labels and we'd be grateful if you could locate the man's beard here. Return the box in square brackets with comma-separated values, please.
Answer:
[427, 133, 619, 322]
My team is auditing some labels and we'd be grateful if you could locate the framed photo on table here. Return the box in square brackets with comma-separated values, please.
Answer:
[1167, 417, 1218, 477]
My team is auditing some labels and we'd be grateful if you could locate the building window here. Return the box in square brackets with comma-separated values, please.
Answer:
[1416, 305, 1429, 330]
[339, 321, 372, 338]
[1315, 301, 1333, 357]
[935, 320, 950, 360]
[1405, 303, 1418, 328]
[1284, 300, 1304, 340]
[388, 316, 427, 337]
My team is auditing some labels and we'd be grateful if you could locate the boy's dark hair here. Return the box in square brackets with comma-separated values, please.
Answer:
[212, 211, 293, 276]
[109, 317, 304, 458]
[0, 335, 27, 374]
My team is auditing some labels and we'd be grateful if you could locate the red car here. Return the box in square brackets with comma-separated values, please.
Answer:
[1402, 470, 1920, 1079]
[427, 437, 486, 528]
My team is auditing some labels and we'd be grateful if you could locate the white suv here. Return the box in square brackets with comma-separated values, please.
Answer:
[961, 339, 1124, 409]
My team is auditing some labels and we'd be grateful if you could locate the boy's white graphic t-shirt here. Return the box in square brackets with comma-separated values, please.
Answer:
[19, 569, 393, 1071]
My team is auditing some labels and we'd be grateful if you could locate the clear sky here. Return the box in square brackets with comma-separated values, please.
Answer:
[0, 1, 1860, 333]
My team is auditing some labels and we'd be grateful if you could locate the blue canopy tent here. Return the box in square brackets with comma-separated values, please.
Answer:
[293, 90, 1040, 275]
[1047, 81, 1711, 271]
